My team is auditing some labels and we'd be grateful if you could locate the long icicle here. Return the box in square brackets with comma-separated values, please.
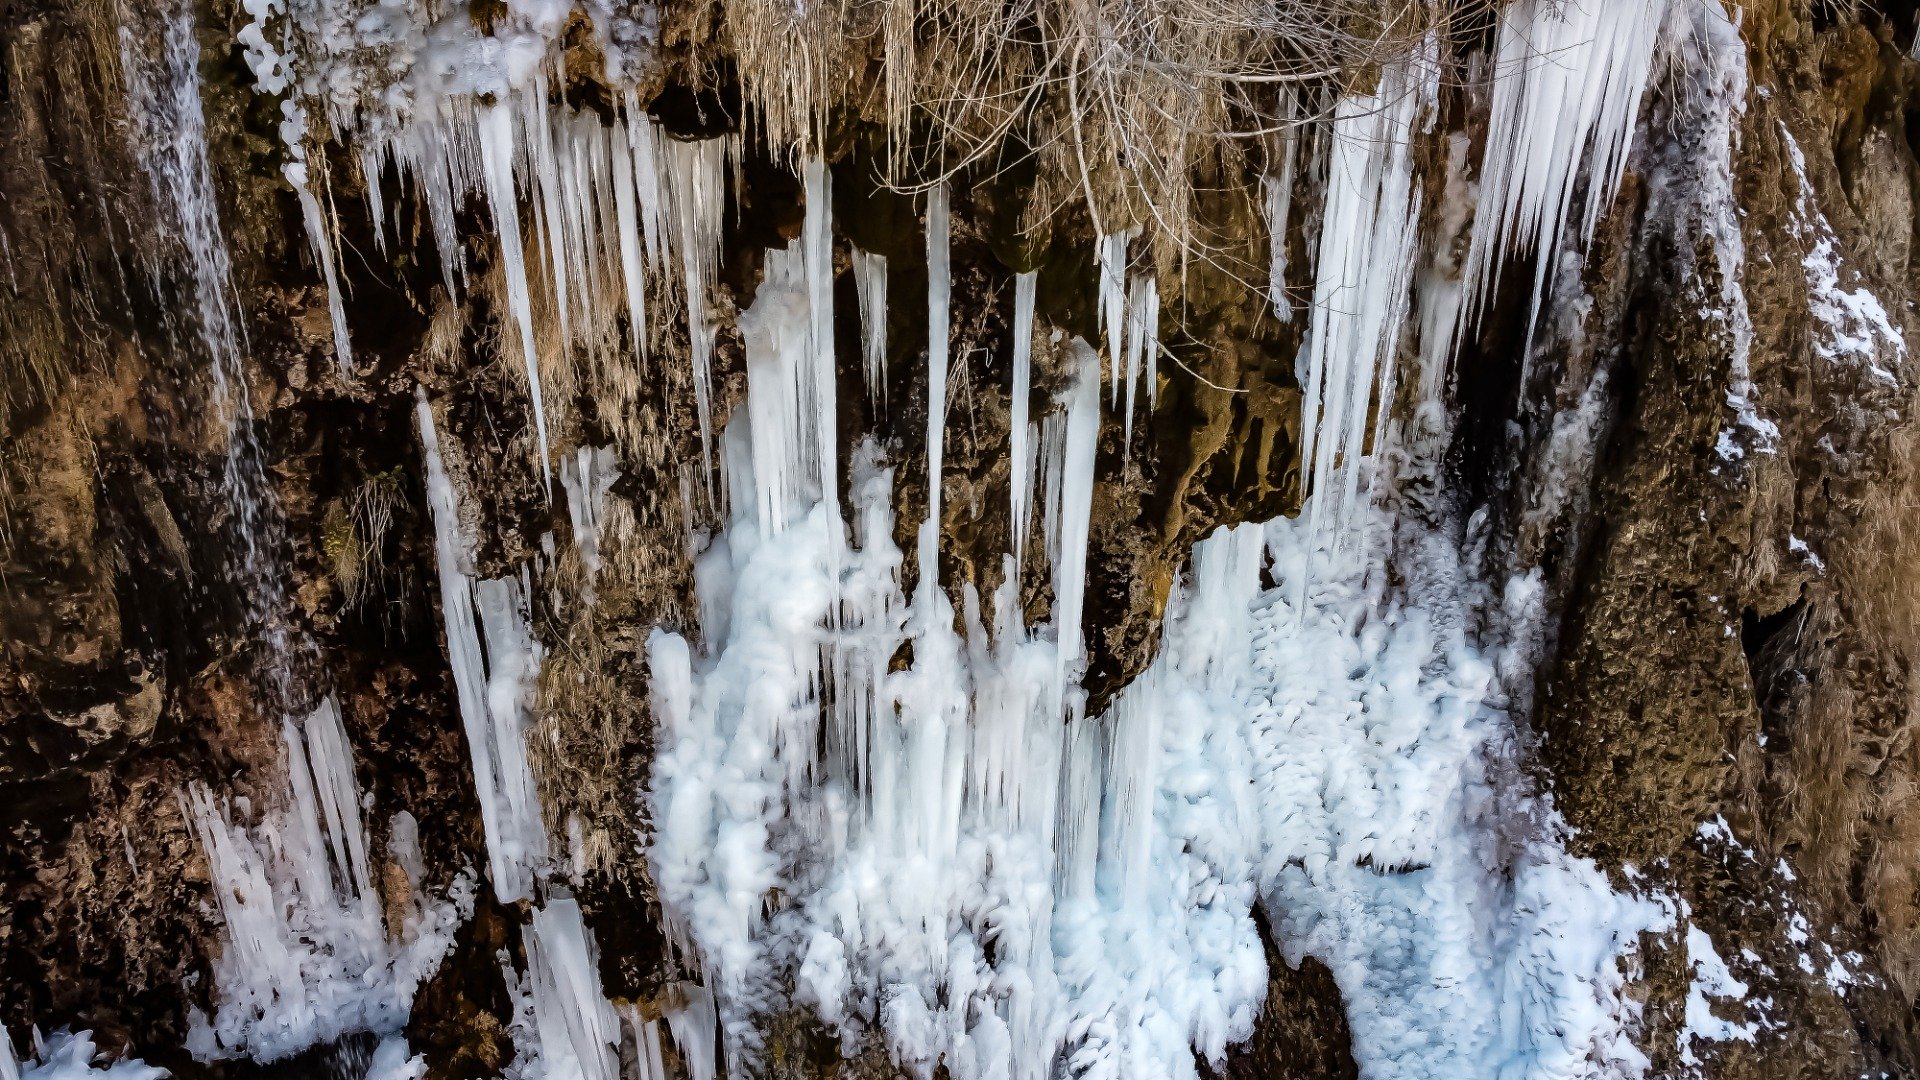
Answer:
[476, 100, 555, 490]
[1009, 270, 1037, 569]
[920, 184, 950, 603]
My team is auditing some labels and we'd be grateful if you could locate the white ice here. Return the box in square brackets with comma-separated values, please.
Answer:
[647, 216, 1664, 1078]
[3, 1031, 165, 1080]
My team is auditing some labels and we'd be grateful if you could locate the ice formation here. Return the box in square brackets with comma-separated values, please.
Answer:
[561, 446, 622, 597]
[854, 248, 890, 406]
[120, 1, 470, 1061]
[1263, 125, 1299, 322]
[182, 699, 472, 1061]
[1008, 271, 1038, 566]
[1, 1031, 166, 1080]
[1461, 0, 1672, 340]
[1295, 51, 1428, 534]
[90, 0, 1766, 1074]
[645, 186, 1666, 1077]
[926, 183, 953, 532]
[418, 395, 715, 1078]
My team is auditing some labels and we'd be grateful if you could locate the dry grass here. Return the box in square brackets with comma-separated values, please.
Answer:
[719, 0, 1496, 269]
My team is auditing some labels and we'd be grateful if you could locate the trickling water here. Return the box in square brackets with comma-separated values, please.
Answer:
[120, 1, 458, 1062]
[120, 0, 299, 701]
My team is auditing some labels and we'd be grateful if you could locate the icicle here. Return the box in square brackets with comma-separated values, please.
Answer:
[803, 157, 838, 531]
[416, 392, 549, 902]
[1051, 339, 1100, 709]
[1008, 271, 1037, 567]
[853, 248, 889, 407]
[665, 985, 719, 1080]
[1121, 274, 1160, 448]
[524, 899, 622, 1080]
[560, 446, 620, 600]
[623, 99, 668, 268]
[1143, 280, 1160, 410]
[475, 101, 554, 489]
[290, 169, 355, 373]
[1296, 50, 1431, 539]
[1037, 409, 1067, 579]
[622, 1005, 671, 1080]
[664, 134, 734, 478]
[921, 183, 951, 600]
[1095, 230, 1132, 400]
[1461, 0, 1670, 344]
[733, 154, 840, 541]
[526, 83, 574, 351]
[739, 243, 817, 536]
[296, 696, 374, 897]
[610, 118, 650, 361]
[1264, 156, 1297, 322]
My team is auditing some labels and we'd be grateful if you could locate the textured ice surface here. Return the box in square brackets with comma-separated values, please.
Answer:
[647, 212, 1666, 1079]
[4, 1032, 166, 1080]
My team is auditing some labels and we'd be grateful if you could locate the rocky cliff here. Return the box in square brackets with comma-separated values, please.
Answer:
[4, 0, 1920, 1077]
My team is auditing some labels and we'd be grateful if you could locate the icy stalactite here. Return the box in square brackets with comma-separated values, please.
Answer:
[1008, 271, 1038, 568]
[560, 446, 620, 600]
[610, 113, 653, 362]
[619, 1007, 670, 1080]
[288, 164, 355, 372]
[1051, 340, 1102, 711]
[1264, 131, 1299, 323]
[418, 395, 550, 903]
[475, 100, 556, 489]
[740, 229, 837, 538]
[734, 158, 841, 541]
[1121, 273, 1160, 449]
[854, 249, 890, 407]
[2, 1030, 167, 1080]
[419, 394, 700, 1080]
[922, 183, 952, 599]
[646, 180, 1666, 1076]
[182, 699, 471, 1062]
[267, 66, 733, 487]
[524, 899, 624, 1080]
[665, 133, 738, 476]
[1460, 0, 1671, 343]
[663, 986, 719, 1080]
[1296, 50, 1430, 540]
[653, 419, 1668, 1078]
[1095, 230, 1134, 401]
[803, 157, 840, 531]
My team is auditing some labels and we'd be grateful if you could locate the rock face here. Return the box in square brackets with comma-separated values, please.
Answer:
[6, 0, 1920, 1077]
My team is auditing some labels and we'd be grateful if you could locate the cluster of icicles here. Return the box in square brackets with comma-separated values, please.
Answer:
[85, 0, 1739, 1077]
